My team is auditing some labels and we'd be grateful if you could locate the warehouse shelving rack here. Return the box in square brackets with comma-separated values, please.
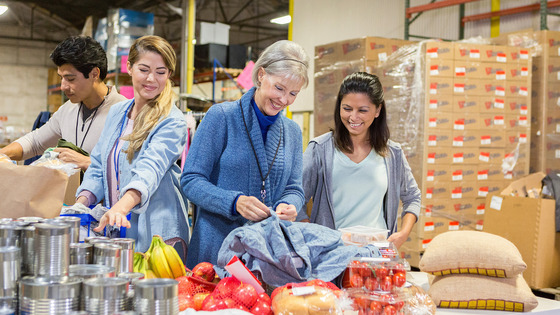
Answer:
[405, 0, 560, 41]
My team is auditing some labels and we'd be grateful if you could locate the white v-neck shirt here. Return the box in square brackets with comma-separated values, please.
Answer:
[332, 148, 388, 229]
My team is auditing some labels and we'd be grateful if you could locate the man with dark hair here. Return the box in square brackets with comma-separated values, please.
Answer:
[0, 36, 127, 171]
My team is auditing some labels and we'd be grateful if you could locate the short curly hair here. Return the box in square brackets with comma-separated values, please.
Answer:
[50, 35, 108, 80]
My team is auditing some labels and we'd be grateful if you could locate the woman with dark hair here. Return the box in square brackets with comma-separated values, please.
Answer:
[297, 72, 421, 249]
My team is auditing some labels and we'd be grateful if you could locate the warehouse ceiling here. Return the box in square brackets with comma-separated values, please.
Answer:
[0, 0, 289, 58]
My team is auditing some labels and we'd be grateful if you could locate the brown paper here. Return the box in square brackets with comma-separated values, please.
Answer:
[0, 163, 68, 219]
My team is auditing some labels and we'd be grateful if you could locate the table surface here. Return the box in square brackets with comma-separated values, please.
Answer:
[407, 272, 560, 314]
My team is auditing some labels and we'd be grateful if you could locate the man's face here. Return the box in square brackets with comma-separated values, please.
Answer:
[57, 64, 96, 104]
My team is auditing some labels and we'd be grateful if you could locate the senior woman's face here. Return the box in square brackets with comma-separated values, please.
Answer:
[254, 68, 304, 116]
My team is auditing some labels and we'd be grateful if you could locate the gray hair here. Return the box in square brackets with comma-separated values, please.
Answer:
[252, 40, 309, 88]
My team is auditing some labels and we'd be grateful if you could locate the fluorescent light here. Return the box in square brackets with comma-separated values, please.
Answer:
[270, 15, 291, 25]
[0, 5, 7, 16]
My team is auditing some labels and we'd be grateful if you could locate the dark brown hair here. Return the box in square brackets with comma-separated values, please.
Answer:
[333, 72, 390, 156]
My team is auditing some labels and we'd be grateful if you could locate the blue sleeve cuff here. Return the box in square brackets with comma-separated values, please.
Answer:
[232, 194, 243, 215]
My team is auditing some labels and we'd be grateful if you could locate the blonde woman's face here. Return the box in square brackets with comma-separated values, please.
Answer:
[254, 68, 303, 116]
[127, 51, 170, 105]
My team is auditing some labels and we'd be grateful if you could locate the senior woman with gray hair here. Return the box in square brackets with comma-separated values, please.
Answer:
[181, 40, 309, 268]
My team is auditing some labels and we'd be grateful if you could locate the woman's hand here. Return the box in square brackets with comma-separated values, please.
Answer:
[387, 230, 408, 249]
[93, 189, 140, 232]
[236, 195, 271, 222]
[275, 203, 297, 222]
[75, 196, 90, 207]
[93, 207, 131, 232]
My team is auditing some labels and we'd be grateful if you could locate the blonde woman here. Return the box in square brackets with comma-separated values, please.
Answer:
[76, 35, 189, 252]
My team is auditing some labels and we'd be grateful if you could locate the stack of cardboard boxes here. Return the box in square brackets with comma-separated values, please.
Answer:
[47, 68, 64, 113]
[313, 37, 414, 136]
[491, 30, 560, 174]
[372, 41, 532, 267]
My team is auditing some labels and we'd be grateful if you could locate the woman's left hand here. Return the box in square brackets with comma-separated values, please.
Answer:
[275, 203, 297, 221]
[387, 230, 408, 249]
[93, 207, 131, 232]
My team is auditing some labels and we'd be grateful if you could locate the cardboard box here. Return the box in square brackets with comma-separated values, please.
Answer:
[506, 81, 530, 98]
[477, 148, 504, 165]
[426, 95, 453, 113]
[453, 78, 506, 97]
[478, 129, 506, 148]
[454, 43, 484, 61]
[452, 112, 481, 131]
[426, 58, 454, 77]
[452, 96, 481, 113]
[506, 113, 530, 131]
[479, 96, 507, 114]
[484, 172, 560, 289]
[451, 130, 480, 148]
[505, 97, 529, 115]
[425, 41, 454, 60]
[506, 63, 531, 82]
[479, 113, 507, 130]
[454, 61, 507, 80]
[426, 77, 454, 95]
[425, 146, 453, 165]
[451, 147, 480, 164]
[426, 112, 453, 130]
[426, 133, 452, 147]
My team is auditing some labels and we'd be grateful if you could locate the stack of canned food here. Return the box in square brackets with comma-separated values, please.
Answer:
[0, 216, 180, 314]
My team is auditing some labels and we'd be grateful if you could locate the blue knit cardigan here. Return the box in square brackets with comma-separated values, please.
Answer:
[181, 87, 305, 268]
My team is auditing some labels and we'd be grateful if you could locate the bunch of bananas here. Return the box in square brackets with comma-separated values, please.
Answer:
[133, 235, 186, 279]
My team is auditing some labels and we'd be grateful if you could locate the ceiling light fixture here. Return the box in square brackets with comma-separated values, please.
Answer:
[270, 15, 291, 25]
[0, 5, 7, 16]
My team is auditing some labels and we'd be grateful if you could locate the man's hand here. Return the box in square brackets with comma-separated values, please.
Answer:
[54, 148, 91, 171]
[236, 196, 271, 222]
[275, 203, 297, 221]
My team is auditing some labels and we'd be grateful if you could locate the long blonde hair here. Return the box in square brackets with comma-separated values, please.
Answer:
[122, 35, 176, 162]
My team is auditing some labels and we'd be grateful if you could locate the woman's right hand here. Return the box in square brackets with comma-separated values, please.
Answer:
[236, 195, 271, 222]
[75, 196, 90, 207]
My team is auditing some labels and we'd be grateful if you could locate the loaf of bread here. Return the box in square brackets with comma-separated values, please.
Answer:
[272, 286, 340, 315]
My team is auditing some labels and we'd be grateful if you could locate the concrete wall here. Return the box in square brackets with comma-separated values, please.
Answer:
[0, 38, 57, 142]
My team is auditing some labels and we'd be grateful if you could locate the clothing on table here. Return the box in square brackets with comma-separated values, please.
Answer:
[15, 86, 127, 160]
[332, 148, 388, 229]
[181, 87, 305, 269]
[216, 212, 381, 287]
[296, 132, 421, 235]
[77, 99, 190, 252]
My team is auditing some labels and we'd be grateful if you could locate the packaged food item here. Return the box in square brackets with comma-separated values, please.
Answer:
[342, 258, 408, 292]
[339, 225, 389, 245]
[402, 284, 436, 315]
[271, 280, 344, 315]
[346, 287, 411, 315]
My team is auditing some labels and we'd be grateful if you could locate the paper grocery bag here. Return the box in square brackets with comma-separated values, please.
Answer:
[0, 163, 68, 219]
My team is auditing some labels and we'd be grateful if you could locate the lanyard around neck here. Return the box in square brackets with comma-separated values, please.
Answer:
[113, 101, 135, 193]
[239, 101, 282, 204]
[75, 103, 100, 149]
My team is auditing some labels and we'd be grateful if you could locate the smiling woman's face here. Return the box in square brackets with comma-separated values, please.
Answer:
[339, 92, 380, 139]
[253, 68, 304, 116]
[127, 51, 170, 105]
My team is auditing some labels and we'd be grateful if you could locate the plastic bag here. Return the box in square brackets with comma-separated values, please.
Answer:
[30, 149, 79, 177]
[271, 280, 346, 315]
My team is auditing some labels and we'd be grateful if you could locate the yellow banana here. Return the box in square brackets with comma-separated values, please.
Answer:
[133, 252, 145, 273]
[160, 238, 186, 278]
[145, 269, 157, 279]
[150, 245, 174, 278]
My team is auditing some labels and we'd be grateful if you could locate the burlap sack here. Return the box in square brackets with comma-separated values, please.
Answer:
[429, 274, 538, 312]
[419, 230, 526, 278]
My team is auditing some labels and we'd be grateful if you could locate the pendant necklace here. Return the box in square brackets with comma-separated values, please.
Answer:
[239, 101, 282, 204]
